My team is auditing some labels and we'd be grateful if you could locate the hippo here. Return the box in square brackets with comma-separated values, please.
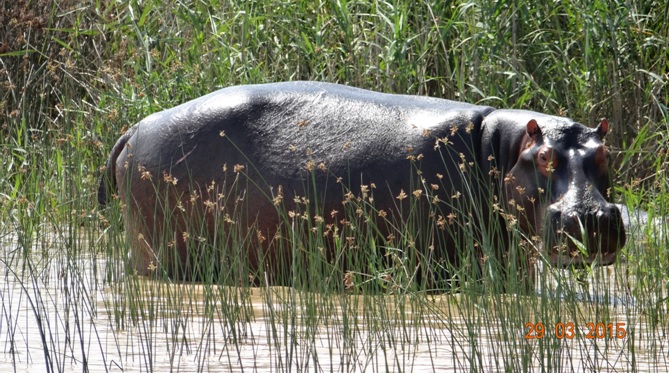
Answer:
[98, 81, 625, 288]
[616, 203, 667, 252]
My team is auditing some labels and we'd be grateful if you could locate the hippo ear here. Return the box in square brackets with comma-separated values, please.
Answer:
[526, 119, 543, 142]
[596, 119, 609, 140]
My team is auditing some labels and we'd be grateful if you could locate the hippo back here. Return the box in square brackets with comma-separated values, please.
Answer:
[100, 81, 497, 280]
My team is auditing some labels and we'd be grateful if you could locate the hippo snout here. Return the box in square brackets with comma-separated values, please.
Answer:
[545, 202, 626, 267]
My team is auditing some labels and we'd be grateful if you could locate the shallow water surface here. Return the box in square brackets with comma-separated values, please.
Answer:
[1, 233, 667, 372]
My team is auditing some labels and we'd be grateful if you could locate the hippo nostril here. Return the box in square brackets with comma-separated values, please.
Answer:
[565, 211, 581, 228]
[607, 203, 627, 247]
[596, 209, 616, 231]
[546, 207, 563, 230]
[608, 204, 623, 224]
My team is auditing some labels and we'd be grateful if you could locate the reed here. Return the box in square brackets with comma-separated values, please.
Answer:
[1, 0, 667, 371]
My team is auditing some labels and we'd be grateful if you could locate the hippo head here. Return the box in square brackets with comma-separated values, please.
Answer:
[503, 118, 626, 267]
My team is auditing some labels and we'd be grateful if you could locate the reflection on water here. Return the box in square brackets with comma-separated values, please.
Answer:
[1, 233, 667, 372]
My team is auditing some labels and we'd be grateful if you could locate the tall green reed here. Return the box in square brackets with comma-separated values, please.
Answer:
[1, 0, 668, 371]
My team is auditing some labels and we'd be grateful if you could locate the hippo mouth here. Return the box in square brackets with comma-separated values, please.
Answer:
[544, 246, 618, 268]
[539, 202, 626, 268]
[540, 231, 620, 268]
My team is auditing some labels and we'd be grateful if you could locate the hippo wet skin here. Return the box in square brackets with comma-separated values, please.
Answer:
[98, 81, 625, 288]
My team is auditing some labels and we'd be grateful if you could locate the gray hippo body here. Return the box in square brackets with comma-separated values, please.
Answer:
[98, 81, 625, 285]
[616, 204, 667, 251]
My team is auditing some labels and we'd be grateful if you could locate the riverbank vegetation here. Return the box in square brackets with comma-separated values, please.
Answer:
[1, 0, 667, 371]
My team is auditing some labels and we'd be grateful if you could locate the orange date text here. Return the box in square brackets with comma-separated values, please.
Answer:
[524, 322, 626, 339]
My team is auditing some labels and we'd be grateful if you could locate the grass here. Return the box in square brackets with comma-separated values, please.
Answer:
[1, 0, 668, 371]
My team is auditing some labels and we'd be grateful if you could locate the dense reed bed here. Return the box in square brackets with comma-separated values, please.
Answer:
[1, 0, 667, 371]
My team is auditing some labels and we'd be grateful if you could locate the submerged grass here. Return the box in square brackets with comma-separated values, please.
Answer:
[1, 0, 668, 371]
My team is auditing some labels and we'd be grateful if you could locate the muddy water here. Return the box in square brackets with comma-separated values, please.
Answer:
[1, 234, 666, 372]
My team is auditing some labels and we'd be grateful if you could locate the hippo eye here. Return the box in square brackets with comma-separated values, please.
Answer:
[539, 150, 549, 163]
[535, 146, 557, 176]
[537, 148, 552, 166]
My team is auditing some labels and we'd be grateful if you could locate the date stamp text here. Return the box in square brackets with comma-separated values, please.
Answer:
[525, 322, 627, 339]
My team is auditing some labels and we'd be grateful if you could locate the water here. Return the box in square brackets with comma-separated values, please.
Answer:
[1, 232, 667, 372]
